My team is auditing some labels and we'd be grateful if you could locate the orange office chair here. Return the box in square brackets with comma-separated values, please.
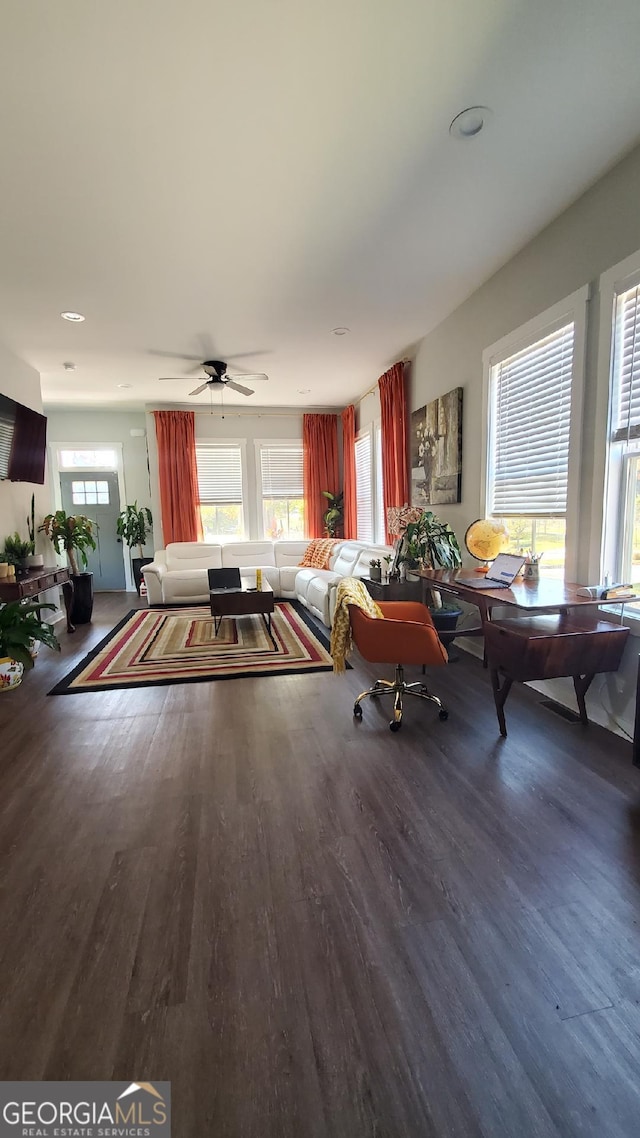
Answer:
[348, 601, 449, 732]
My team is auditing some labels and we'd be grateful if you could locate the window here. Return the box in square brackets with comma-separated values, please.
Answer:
[483, 288, 587, 578]
[196, 444, 245, 542]
[600, 259, 640, 594]
[257, 443, 304, 539]
[355, 424, 386, 544]
[355, 432, 373, 542]
[59, 448, 118, 469]
[71, 479, 110, 505]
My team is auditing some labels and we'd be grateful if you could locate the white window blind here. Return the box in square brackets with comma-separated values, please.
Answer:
[196, 445, 243, 503]
[0, 406, 14, 479]
[490, 322, 574, 516]
[375, 425, 385, 542]
[355, 433, 373, 542]
[611, 282, 640, 442]
[260, 445, 303, 497]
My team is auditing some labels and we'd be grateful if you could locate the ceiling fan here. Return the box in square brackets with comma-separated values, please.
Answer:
[158, 359, 269, 398]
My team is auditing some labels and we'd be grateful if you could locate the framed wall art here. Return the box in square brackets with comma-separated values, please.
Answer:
[411, 387, 462, 508]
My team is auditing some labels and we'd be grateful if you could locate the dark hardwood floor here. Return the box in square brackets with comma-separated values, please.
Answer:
[1, 594, 640, 1137]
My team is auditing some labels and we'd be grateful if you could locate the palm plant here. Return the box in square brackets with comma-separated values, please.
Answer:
[116, 502, 153, 558]
[322, 491, 344, 538]
[0, 601, 59, 670]
[39, 511, 96, 575]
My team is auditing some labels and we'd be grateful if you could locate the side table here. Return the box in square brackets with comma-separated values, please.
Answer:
[362, 577, 422, 603]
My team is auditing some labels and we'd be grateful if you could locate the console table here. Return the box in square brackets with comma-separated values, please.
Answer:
[0, 566, 75, 632]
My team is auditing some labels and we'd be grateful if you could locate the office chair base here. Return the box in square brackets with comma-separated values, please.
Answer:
[353, 665, 448, 731]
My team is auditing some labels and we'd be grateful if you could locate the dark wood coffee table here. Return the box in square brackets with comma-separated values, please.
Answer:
[209, 577, 277, 649]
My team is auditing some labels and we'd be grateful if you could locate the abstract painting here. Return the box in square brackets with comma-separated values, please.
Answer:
[411, 387, 463, 508]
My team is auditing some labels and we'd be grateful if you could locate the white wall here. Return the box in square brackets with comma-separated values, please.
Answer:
[0, 343, 51, 548]
[45, 408, 154, 554]
[404, 141, 640, 739]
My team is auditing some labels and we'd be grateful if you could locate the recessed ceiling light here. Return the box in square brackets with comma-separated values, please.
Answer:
[449, 106, 492, 141]
[331, 327, 350, 336]
[117, 383, 132, 389]
[297, 388, 311, 394]
[61, 311, 85, 322]
[63, 361, 76, 371]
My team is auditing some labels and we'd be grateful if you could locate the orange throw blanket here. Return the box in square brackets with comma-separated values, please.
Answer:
[298, 538, 339, 570]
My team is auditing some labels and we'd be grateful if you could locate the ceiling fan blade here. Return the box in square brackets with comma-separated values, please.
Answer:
[226, 349, 271, 361]
[189, 382, 210, 396]
[225, 380, 254, 397]
[158, 376, 196, 381]
[229, 372, 268, 382]
[149, 350, 205, 362]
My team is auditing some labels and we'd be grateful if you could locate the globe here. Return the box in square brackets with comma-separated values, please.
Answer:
[465, 518, 508, 563]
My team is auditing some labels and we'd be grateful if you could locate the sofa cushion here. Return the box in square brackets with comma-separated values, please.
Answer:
[166, 542, 222, 571]
[278, 565, 302, 594]
[162, 569, 213, 602]
[330, 543, 361, 576]
[274, 540, 311, 567]
[222, 542, 276, 568]
[351, 547, 390, 578]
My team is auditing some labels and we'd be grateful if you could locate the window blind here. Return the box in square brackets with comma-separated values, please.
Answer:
[490, 322, 574, 516]
[260, 445, 303, 497]
[196, 445, 243, 503]
[0, 408, 14, 480]
[355, 433, 373, 541]
[612, 283, 640, 442]
[375, 425, 385, 542]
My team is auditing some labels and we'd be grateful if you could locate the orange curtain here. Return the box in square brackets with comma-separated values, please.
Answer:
[303, 413, 339, 538]
[379, 362, 410, 543]
[341, 404, 357, 539]
[154, 410, 203, 544]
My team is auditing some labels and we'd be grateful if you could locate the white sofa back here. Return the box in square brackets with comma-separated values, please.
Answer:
[222, 541, 276, 568]
[166, 542, 223, 570]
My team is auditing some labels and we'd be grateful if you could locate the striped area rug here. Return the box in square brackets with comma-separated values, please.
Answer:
[50, 601, 336, 694]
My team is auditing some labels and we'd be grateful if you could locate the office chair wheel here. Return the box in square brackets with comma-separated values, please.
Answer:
[389, 719, 402, 732]
[353, 703, 363, 719]
[439, 709, 449, 720]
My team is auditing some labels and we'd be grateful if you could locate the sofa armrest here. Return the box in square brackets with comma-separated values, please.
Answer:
[142, 560, 166, 605]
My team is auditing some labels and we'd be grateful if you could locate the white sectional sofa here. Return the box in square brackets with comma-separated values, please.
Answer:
[142, 539, 393, 626]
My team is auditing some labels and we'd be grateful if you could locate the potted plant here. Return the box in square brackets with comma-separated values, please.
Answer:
[2, 532, 32, 573]
[322, 491, 344, 538]
[116, 501, 153, 594]
[399, 510, 464, 634]
[39, 511, 97, 624]
[0, 600, 60, 691]
[369, 558, 382, 583]
[26, 494, 44, 568]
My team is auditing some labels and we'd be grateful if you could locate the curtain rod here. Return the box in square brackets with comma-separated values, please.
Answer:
[355, 358, 411, 405]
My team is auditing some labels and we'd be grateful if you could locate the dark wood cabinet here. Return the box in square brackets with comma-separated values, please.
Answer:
[0, 566, 75, 631]
[362, 577, 422, 603]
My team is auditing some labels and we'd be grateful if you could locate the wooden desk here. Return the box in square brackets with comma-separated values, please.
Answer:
[416, 568, 627, 624]
[417, 569, 631, 735]
[0, 566, 75, 632]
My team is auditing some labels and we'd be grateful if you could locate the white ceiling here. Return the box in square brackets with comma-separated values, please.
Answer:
[1, 0, 640, 411]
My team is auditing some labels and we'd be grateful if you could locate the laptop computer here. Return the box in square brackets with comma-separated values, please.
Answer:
[458, 553, 525, 589]
[208, 567, 243, 593]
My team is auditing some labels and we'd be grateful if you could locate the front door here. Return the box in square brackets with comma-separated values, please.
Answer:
[60, 472, 126, 590]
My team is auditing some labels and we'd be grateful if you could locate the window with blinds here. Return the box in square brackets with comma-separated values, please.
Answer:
[258, 443, 304, 539]
[195, 444, 245, 541]
[489, 322, 575, 517]
[611, 282, 640, 443]
[355, 432, 373, 542]
[0, 400, 14, 479]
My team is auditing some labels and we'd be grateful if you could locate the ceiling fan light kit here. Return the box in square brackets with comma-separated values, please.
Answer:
[158, 358, 269, 398]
